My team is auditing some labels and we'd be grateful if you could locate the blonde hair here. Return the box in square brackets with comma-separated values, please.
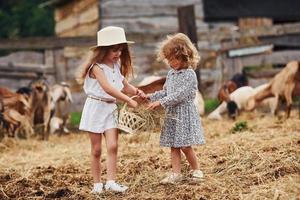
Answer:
[76, 43, 133, 84]
[157, 33, 200, 69]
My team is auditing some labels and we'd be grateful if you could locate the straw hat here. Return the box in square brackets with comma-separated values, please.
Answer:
[90, 26, 134, 50]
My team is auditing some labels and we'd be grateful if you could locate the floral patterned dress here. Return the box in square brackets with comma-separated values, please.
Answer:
[149, 68, 205, 147]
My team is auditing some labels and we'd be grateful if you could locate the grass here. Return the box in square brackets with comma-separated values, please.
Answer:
[70, 112, 82, 127]
[230, 121, 248, 134]
[204, 99, 219, 114]
[1, 114, 300, 199]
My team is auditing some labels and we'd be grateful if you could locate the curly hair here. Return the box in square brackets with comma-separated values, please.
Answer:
[157, 33, 200, 69]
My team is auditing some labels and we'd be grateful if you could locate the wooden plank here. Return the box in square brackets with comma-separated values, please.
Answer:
[218, 22, 300, 44]
[260, 33, 300, 48]
[54, 1, 75, 21]
[55, 0, 98, 21]
[55, 5, 98, 34]
[245, 68, 282, 79]
[101, 0, 203, 19]
[102, 16, 178, 34]
[223, 50, 300, 67]
[0, 36, 95, 49]
[0, 63, 55, 74]
[227, 44, 273, 58]
[238, 18, 273, 30]
[0, 72, 38, 80]
[57, 21, 98, 37]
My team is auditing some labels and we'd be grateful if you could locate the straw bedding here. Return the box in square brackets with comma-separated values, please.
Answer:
[0, 112, 299, 199]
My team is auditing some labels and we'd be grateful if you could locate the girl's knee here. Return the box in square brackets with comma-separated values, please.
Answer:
[107, 142, 118, 154]
[92, 147, 102, 158]
[181, 146, 192, 153]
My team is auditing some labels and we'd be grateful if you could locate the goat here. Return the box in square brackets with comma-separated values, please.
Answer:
[0, 87, 30, 116]
[0, 87, 33, 138]
[2, 108, 34, 138]
[246, 61, 300, 118]
[49, 82, 73, 134]
[208, 85, 277, 120]
[209, 86, 255, 120]
[29, 78, 52, 140]
[218, 72, 248, 102]
[136, 76, 205, 116]
[0, 98, 9, 139]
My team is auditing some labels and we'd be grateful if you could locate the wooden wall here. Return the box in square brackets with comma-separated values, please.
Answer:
[55, 0, 99, 37]
[100, 0, 207, 74]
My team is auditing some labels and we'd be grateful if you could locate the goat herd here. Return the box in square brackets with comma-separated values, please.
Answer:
[0, 60, 299, 141]
[136, 60, 300, 121]
[0, 78, 72, 141]
[208, 60, 300, 120]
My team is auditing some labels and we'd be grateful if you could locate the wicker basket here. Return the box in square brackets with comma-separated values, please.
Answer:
[117, 101, 146, 134]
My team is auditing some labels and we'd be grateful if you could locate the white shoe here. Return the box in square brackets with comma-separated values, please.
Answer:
[191, 169, 204, 179]
[91, 183, 103, 194]
[105, 181, 128, 192]
[160, 173, 183, 184]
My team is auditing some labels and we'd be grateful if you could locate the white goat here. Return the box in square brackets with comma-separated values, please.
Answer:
[50, 82, 73, 134]
[208, 85, 278, 120]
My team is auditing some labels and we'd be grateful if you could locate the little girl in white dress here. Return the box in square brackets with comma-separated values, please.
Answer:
[77, 26, 145, 194]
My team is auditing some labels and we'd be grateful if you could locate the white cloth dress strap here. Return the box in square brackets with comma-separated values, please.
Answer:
[87, 63, 104, 74]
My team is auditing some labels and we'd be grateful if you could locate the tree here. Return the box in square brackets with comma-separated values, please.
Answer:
[0, 0, 54, 38]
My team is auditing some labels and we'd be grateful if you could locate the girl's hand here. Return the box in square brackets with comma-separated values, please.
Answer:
[146, 94, 151, 99]
[147, 101, 161, 110]
[136, 89, 147, 99]
[128, 99, 138, 108]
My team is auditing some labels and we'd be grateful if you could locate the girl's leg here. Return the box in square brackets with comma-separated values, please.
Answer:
[104, 128, 118, 180]
[90, 132, 103, 183]
[103, 128, 128, 192]
[160, 147, 182, 184]
[181, 146, 199, 170]
[171, 147, 181, 173]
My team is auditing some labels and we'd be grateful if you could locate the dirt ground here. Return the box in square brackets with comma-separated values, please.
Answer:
[0, 111, 299, 200]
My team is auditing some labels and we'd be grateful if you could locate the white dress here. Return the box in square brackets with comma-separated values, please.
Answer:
[79, 63, 124, 133]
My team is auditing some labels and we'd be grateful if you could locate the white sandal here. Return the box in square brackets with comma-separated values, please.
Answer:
[160, 172, 183, 184]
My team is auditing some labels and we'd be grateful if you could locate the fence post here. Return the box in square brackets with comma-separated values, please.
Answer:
[177, 5, 202, 91]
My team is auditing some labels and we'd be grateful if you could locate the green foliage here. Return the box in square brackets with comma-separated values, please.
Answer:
[0, 0, 54, 39]
[230, 121, 248, 134]
[204, 99, 219, 114]
[70, 112, 82, 127]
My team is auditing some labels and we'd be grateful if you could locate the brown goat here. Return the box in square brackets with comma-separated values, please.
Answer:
[217, 81, 237, 102]
[30, 78, 52, 140]
[217, 73, 249, 102]
[0, 87, 33, 137]
[138, 77, 167, 94]
[246, 61, 300, 118]
[0, 87, 30, 116]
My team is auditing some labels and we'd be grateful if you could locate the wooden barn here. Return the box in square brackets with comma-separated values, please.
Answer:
[0, 0, 300, 111]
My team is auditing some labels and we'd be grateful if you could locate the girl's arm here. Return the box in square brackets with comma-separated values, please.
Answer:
[148, 80, 168, 101]
[148, 89, 167, 101]
[159, 70, 196, 108]
[122, 79, 147, 98]
[92, 66, 137, 107]
[122, 79, 137, 95]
